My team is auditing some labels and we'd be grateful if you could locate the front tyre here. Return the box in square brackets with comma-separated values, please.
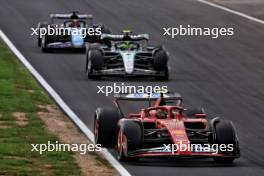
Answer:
[86, 57, 101, 79]
[86, 49, 103, 79]
[211, 120, 239, 163]
[37, 22, 50, 47]
[41, 35, 52, 52]
[94, 107, 120, 148]
[153, 50, 168, 71]
[117, 120, 142, 162]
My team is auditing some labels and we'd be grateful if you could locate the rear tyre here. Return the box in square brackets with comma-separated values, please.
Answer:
[212, 120, 238, 163]
[94, 107, 120, 148]
[117, 121, 142, 162]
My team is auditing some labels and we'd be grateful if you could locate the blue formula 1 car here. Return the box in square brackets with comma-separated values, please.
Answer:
[37, 11, 110, 52]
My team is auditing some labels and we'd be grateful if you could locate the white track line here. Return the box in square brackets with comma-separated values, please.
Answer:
[197, 0, 264, 25]
[0, 30, 131, 176]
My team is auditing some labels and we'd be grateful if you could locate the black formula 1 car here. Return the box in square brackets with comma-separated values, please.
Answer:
[85, 30, 169, 80]
[94, 93, 240, 162]
[37, 11, 110, 52]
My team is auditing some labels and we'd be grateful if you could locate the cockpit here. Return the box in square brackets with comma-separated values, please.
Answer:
[148, 108, 168, 119]
[64, 20, 86, 28]
[144, 106, 183, 119]
[115, 41, 140, 51]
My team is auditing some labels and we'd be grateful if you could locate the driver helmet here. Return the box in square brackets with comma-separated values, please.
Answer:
[122, 29, 132, 40]
[156, 109, 167, 119]
[70, 13, 80, 28]
[71, 19, 80, 28]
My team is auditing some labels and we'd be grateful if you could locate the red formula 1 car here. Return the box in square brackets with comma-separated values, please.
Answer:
[94, 93, 240, 163]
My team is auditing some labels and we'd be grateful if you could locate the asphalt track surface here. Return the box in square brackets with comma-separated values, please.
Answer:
[1, 0, 264, 175]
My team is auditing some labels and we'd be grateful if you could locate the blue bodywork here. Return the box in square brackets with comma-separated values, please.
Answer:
[47, 28, 85, 48]
[70, 28, 84, 47]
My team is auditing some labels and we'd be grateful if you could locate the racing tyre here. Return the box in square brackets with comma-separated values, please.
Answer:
[94, 107, 120, 148]
[37, 22, 50, 47]
[153, 50, 168, 71]
[117, 120, 142, 162]
[86, 49, 104, 79]
[89, 49, 104, 70]
[41, 35, 52, 52]
[212, 120, 239, 163]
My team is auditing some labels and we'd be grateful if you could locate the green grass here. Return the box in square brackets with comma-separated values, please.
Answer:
[0, 39, 82, 175]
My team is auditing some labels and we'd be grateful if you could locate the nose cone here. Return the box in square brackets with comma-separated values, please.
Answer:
[71, 29, 84, 47]
[120, 51, 136, 74]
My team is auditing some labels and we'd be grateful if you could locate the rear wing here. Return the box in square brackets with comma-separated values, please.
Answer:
[114, 92, 182, 101]
[50, 14, 93, 20]
[101, 34, 149, 41]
